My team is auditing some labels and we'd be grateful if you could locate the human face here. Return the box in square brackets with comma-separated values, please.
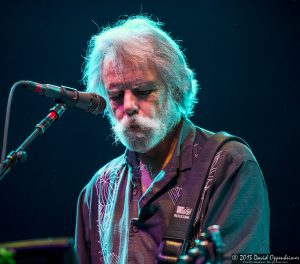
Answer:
[102, 61, 179, 153]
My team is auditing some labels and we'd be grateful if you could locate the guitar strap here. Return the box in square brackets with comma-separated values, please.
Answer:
[157, 130, 249, 263]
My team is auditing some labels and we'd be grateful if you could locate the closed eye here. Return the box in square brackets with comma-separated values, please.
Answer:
[133, 89, 155, 98]
[107, 82, 158, 102]
[109, 91, 124, 101]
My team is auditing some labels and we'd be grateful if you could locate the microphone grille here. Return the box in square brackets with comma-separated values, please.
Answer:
[89, 93, 106, 115]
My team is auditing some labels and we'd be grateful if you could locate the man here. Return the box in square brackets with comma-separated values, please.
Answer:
[75, 16, 270, 263]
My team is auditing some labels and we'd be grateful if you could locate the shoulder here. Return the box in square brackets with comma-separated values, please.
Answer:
[221, 140, 258, 166]
[80, 154, 126, 205]
[90, 154, 126, 185]
[197, 126, 258, 165]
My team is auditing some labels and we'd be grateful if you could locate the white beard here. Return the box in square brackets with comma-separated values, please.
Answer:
[109, 99, 181, 153]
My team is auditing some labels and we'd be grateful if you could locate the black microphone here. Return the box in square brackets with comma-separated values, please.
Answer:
[19, 80, 106, 115]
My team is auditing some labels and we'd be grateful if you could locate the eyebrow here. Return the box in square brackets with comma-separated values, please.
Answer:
[107, 81, 156, 91]
[107, 82, 132, 90]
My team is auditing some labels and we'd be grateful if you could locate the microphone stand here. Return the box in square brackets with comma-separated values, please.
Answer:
[0, 103, 66, 180]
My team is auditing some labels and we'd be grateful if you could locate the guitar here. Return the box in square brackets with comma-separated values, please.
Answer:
[178, 225, 224, 264]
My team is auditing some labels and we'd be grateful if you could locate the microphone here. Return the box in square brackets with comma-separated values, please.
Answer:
[19, 80, 106, 115]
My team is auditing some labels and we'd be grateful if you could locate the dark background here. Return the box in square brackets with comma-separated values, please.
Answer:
[0, 0, 299, 254]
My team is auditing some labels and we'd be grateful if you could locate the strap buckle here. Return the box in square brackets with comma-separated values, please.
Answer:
[157, 237, 187, 263]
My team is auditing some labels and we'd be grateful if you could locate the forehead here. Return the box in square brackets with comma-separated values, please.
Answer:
[102, 60, 159, 89]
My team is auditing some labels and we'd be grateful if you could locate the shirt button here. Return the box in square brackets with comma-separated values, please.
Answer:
[133, 187, 138, 196]
[132, 225, 139, 233]
[130, 218, 139, 233]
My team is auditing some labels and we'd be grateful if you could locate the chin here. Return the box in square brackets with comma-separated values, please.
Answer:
[122, 133, 161, 153]
[122, 138, 151, 153]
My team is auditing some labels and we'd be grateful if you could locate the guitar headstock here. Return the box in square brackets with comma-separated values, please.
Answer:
[178, 225, 224, 264]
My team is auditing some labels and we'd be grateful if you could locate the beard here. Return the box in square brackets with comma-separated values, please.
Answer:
[109, 99, 181, 153]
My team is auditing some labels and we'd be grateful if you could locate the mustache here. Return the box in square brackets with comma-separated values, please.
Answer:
[113, 115, 161, 132]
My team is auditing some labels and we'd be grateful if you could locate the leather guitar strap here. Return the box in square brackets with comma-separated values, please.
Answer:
[157, 130, 249, 263]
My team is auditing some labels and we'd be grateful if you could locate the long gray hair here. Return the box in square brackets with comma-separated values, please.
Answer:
[82, 15, 199, 117]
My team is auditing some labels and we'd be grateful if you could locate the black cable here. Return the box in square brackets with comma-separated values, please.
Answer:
[0, 82, 20, 181]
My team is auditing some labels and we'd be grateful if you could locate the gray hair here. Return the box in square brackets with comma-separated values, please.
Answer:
[82, 15, 199, 117]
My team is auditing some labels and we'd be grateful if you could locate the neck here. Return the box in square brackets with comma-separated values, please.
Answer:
[138, 121, 181, 175]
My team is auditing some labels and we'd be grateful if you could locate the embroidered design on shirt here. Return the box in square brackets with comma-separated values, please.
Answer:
[168, 187, 182, 205]
[194, 150, 223, 232]
[95, 165, 123, 264]
[109, 253, 120, 264]
[174, 205, 193, 219]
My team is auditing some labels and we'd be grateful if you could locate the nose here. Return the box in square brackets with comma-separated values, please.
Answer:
[123, 90, 138, 116]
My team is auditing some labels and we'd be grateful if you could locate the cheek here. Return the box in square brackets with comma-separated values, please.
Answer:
[153, 92, 166, 112]
[109, 101, 123, 120]
[140, 99, 161, 118]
